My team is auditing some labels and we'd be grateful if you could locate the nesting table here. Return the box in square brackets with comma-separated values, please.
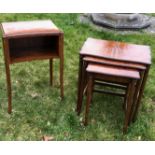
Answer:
[1, 20, 64, 113]
[76, 38, 151, 130]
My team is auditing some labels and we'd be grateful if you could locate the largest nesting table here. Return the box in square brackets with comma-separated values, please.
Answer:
[1, 20, 64, 113]
[77, 38, 151, 123]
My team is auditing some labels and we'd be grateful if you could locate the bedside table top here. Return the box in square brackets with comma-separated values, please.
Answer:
[80, 38, 151, 65]
[1, 20, 62, 38]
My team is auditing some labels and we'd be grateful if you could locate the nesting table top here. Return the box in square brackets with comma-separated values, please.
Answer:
[86, 63, 140, 79]
[80, 38, 151, 65]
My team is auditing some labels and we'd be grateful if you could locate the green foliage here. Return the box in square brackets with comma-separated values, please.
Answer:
[0, 13, 154, 140]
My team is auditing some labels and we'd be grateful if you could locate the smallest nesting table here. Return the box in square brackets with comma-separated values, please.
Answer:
[1, 20, 64, 113]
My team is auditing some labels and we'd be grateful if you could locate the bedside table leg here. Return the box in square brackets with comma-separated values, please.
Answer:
[49, 59, 53, 86]
[60, 58, 64, 99]
[2, 39, 12, 114]
[59, 34, 64, 99]
[5, 64, 12, 114]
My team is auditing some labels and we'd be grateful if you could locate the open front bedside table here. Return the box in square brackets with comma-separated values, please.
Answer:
[1, 20, 64, 113]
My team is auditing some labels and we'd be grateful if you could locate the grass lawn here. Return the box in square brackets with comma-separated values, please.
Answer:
[0, 13, 154, 140]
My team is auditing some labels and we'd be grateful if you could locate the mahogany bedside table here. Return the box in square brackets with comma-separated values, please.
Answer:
[1, 20, 64, 113]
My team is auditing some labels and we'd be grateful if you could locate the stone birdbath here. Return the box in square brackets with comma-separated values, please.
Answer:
[90, 13, 151, 30]
[79, 13, 153, 32]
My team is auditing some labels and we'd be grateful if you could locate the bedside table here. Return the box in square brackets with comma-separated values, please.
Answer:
[1, 20, 64, 113]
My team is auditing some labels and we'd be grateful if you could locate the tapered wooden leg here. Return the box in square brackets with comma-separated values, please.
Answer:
[5, 63, 12, 114]
[59, 33, 64, 99]
[83, 62, 88, 96]
[76, 55, 84, 115]
[49, 59, 53, 86]
[129, 71, 144, 124]
[131, 67, 150, 122]
[84, 74, 93, 126]
[60, 58, 64, 99]
[123, 80, 136, 134]
[123, 84, 129, 114]
[2, 39, 12, 113]
[90, 79, 94, 104]
[123, 87, 128, 111]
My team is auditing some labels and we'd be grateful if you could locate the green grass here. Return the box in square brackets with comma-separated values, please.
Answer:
[0, 13, 155, 140]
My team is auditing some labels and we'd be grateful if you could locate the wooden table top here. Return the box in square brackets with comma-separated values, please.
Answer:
[80, 38, 151, 65]
[87, 63, 140, 80]
[1, 20, 62, 38]
[83, 56, 146, 70]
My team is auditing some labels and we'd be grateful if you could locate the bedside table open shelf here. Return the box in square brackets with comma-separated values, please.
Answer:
[8, 35, 60, 63]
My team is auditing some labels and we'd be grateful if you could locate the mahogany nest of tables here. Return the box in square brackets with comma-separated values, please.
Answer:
[77, 37, 151, 133]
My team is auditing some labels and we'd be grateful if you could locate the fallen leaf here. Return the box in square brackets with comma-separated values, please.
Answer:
[42, 135, 55, 141]
[138, 136, 141, 140]
[31, 92, 40, 98]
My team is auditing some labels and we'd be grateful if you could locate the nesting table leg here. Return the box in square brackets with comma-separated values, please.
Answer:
[84, 74, 93, 126]
[131, 67, 150, 122]
[123, 80, 136, 133]
[123, 86, 128, 111]
[49, 59, 53, 86]
[128, 71, 144, 124]
[76, 55, 84, 115]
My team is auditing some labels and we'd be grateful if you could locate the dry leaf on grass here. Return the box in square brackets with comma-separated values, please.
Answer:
[42, 135, 55, 141]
